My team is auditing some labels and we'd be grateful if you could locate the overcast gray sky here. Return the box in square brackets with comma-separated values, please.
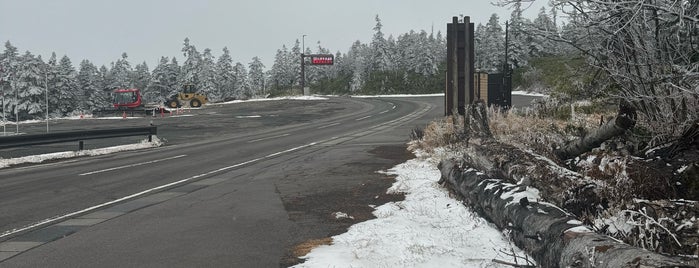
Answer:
[0, 0, 545, 70]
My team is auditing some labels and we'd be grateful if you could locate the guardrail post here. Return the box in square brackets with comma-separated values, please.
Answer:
[78, 140, 84, 151]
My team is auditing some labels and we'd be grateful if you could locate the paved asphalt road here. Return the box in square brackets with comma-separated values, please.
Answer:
[0, 94, 539, 267]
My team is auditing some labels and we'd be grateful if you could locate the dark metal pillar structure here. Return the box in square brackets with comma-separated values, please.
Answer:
[445, 16, 475, 116]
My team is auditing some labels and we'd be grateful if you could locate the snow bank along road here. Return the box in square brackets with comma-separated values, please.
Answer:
[0, 96, 443, 266]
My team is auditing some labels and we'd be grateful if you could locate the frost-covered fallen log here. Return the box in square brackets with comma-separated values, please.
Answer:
[438, 158, 692, 268]
[555, 103, 637, 160]
[459, 139, 605, 216]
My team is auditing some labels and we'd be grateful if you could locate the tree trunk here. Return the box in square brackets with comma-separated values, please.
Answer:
[438, 158, 692, 268]
[459, 139, 607, 216]
[555, 103, 637, 160]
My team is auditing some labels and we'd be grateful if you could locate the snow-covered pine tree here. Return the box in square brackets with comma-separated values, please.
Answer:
[77, 59, 106, 111]
[247, 56, 265, 97]
[269, 45, 295, 93]
[166, 57, 181, 96]
[346, 40, 368, 92]
[180, 38, 202, 89]
[13, 51, 45, 120]
[369, 15, 391, 72]
[54, 55, 79, 115]
[289, 39, 302, 88]
[475, 23, 486, 70]
[146, 57, 170, 103]
[97, 65, 112, 107]
[108, 53, 134, 90]
[198, 48, 217, 101]
[529, 7, 557, 57]
[1, 41, 20, 119]
[232, 62, 249, 99]
[131, 62, 151, 102]
[215, 47, 234, 101]
[507, 1, 530, 68]
[483, 13, 506, 72]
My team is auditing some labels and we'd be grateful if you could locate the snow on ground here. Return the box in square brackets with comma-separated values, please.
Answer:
[295, 152, 532, 268]
[0, 137, 163, 169]
[511, 90, 547, 97]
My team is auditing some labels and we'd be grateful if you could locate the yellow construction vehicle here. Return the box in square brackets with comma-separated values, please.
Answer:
[164, 84, 208, 108]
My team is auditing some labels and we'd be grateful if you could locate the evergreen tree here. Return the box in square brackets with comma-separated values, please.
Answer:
[232, 62, 249, 98]
[76, 59, 106, 111]
[166, 57, 181, 96]
[507, 1, 530, 68]
[483, 13, 506, 71]
[247, 56, 265, 97]
[97, 65, 111, 105]
[215, 47, 234, 101]
[54, 55, 79, 115]
[146, 57, 171, 103]
[132, 62, 151, 99]
[1, 41, 20, 118]
[530, 7, 558, 56]
[13, 51, 45, 119]
[180, 37, 202, 88]
[269, 45, 294, 93]
[199, 48, 217, 101]
[108, 52, 133, 89]
[369, 15, 391, 71]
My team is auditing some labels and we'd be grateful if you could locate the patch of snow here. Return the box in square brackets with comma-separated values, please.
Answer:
[677, 165, 689, 174]
[500, 186, 541, 207]
[0, 136, 163, 169]
[564, 226, 594, 233]
[511, 91, 547, 97]
[296, 156, 532, 267]
[567, 220, 583, 225]
[333, 212, 355, 220]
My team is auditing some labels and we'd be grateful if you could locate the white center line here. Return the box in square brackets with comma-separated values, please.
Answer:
[247, 133, 290, 143]
[317, 122, 340, 129]
[79, 155, 187, 176]
[356, 115, 372, 121]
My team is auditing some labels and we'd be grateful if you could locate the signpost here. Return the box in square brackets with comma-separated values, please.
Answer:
[300, 53, 334, 96]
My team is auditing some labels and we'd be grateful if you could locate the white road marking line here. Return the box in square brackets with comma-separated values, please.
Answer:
[378, 110, 389, 114]
[79, 155, 187, 176]
[247, 133, 290, 143]
[356, 115, 372, 121]
[317, 122, 340, 129]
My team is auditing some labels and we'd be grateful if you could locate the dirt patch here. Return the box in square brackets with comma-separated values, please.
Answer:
[291, 237, 333, 260]
[279, 145, 414, 267]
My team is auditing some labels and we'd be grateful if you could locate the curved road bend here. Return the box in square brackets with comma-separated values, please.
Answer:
[0, 96, 443, 267]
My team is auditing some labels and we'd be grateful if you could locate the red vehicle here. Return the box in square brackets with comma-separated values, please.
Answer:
[113, 88, 143, 109]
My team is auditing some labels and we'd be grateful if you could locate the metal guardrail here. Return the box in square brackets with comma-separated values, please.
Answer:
[0, 126, 157, 150]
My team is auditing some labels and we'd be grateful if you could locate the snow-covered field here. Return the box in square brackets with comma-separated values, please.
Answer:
[295, 151, 531, 268]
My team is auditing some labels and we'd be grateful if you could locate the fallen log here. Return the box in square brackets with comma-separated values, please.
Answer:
[459, 139, 607, 217]
[555, 102, 637, 160]
[438, 158, 692, 268]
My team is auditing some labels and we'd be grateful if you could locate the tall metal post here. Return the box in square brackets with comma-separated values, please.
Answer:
[504, 21, 509, 73]
[1, 66, 5, 136]
[301, 34, 306, 95]
[45, 69, 49, 133]
[451, 16, 459, 116]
